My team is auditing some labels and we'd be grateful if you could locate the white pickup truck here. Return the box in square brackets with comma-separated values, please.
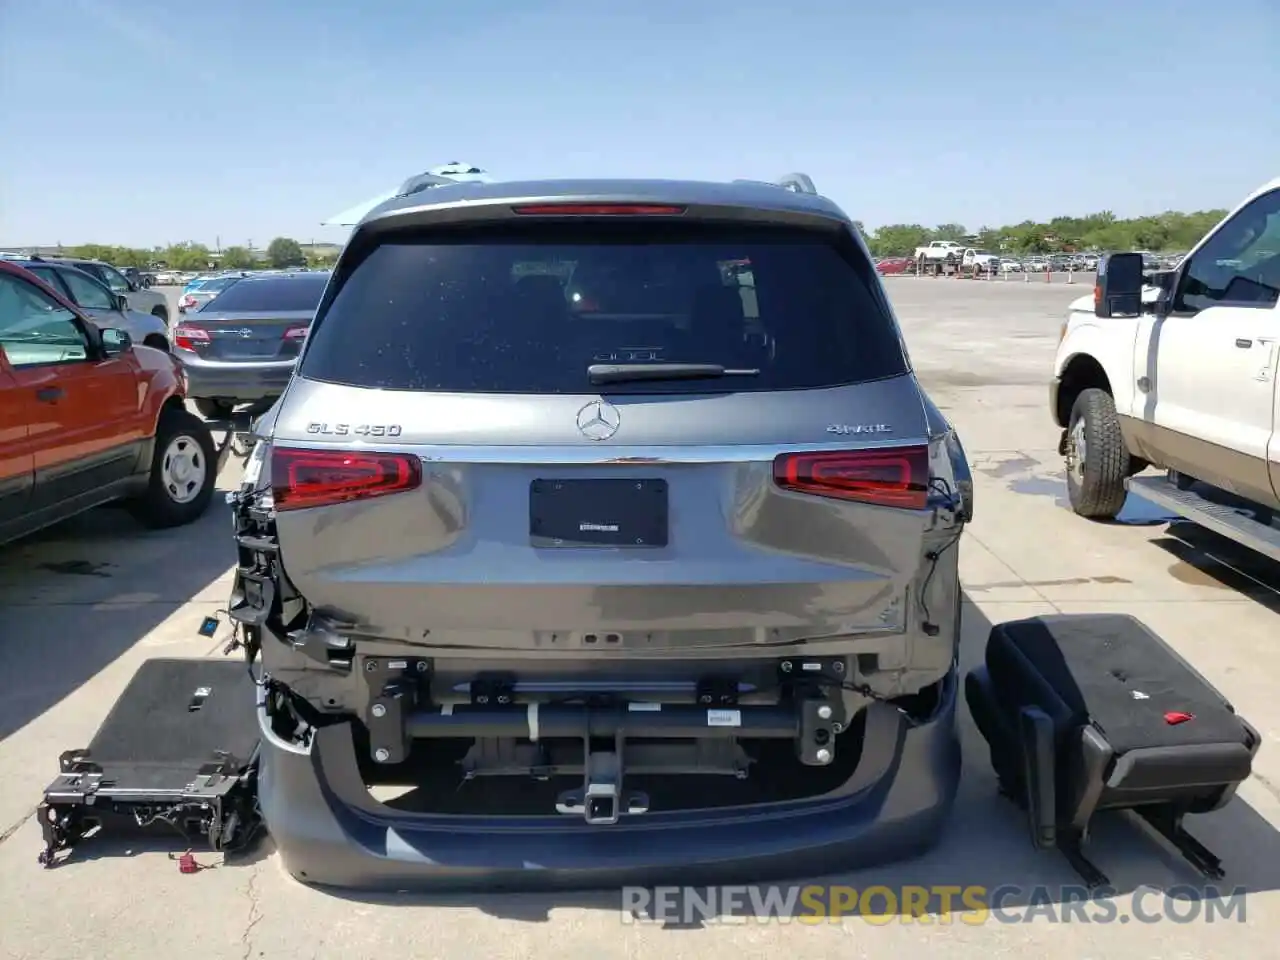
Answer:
[1050, 175, 1280, 560]
[914, 240, 965, 262]
[962, 248, 999, 272]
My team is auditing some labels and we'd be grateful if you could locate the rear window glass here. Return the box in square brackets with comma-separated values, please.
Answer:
[300, 224, 905, 393]
[199, 277, 240, 293]
[198, 275, 328, 312]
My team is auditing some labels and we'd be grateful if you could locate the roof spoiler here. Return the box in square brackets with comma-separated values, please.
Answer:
[731, 173, 819, 196]
[322, 163, 494, 227]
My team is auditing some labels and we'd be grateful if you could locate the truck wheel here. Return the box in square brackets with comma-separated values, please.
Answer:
[128, 406, 217, 529]
[195, 398, 236, 421]
[1065, 388, 1129, 519]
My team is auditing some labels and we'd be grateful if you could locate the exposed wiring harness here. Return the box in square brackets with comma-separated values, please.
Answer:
[919, 476, 965, 636]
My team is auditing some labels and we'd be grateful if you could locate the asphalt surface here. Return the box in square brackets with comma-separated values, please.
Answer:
[2, 279, 1279, 958]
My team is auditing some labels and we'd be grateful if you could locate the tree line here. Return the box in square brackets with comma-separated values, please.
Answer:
[855, 208, 1227, 258]
[49, 237, 337, 272]
[42, 207, 1230, 269]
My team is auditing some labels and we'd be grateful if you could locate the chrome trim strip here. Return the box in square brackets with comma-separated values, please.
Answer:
[267, 436, 933, 464]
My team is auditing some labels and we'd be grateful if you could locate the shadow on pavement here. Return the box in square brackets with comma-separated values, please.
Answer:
[1151, 521, 1280, 615]
[0, 484, 238, 742]
[317, 595, 1280, 924]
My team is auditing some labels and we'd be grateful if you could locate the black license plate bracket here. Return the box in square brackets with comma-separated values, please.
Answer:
[530, 479, 668, 547]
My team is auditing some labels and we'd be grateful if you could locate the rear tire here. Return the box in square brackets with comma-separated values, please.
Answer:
[1064, 388, 1128, 519]
[195, 398, 235, 421]
[128, 406, 217, 529]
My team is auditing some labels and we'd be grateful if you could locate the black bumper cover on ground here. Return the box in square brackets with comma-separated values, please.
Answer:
[257, 669, 961, 892]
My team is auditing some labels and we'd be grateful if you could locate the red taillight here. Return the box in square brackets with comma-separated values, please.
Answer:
[173, 324, 209, 351]
[271, 448, 422, 511]
[283, 325, 308, 340]
[773, 446, 929, 510]
[511, 203, 687, 216]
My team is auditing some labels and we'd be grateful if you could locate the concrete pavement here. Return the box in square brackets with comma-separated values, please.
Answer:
[1, 279, 1278, 959]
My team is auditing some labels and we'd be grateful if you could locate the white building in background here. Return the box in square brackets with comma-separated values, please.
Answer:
[322, 162, 494, 227]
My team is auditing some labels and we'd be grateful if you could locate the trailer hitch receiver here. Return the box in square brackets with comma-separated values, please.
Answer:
[555, 726, 650, 824]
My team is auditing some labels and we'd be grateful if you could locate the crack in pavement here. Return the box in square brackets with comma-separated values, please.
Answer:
[1251, 770, 1280, 805]
[964, 528, 1062, 612]
[0, 808, 35, 848]
[241, 860, 264, 959]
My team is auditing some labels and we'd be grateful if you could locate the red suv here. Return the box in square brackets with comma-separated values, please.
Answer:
[0, 260, 218, 545]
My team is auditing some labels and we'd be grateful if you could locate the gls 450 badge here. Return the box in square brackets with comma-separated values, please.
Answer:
[306, 422, 403, 438]
[827, 423, 892, 435]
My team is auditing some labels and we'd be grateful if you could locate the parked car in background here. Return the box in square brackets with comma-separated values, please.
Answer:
[181, 275, 210, 295]
[30, 256, 171, 324]
[0, 259, 217, 545]
[961, 248, 999, 273]
[11, 259, 170, 350]
[875, 256, 914, 275]
[120, 266, 154, 288]
[914, 239, 964, 262]
[174, 270, 329, 420]
[179, 274, 243, 314]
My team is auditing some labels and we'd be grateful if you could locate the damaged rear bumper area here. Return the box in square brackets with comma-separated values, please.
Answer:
[256, 665, 960, 892]
[228, 479, 965, 891]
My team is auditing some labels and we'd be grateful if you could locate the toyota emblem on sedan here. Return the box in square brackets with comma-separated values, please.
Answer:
[577, 400, 621, 440]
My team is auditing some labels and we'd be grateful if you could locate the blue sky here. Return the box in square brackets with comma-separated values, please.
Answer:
[2, 0, 1276, 248]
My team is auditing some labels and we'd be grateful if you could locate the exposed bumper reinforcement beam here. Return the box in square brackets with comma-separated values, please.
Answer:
[404, 703, 799, 740]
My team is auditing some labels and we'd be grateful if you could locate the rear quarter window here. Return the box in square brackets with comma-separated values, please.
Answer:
[300, 222, 907, 394]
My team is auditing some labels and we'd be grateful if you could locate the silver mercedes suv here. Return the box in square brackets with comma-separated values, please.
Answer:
[229, 173, 974, 891]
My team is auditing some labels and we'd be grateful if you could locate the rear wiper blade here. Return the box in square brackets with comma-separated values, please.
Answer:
[587, 363, 761, 384]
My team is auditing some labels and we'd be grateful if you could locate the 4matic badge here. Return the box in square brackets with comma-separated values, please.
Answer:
[827, 423, 892, 435]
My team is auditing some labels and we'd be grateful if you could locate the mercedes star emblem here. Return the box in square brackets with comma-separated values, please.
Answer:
[576, 400, 621, 440]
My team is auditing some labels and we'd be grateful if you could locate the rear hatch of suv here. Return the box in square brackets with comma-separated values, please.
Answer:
[267, 196, 933, 651]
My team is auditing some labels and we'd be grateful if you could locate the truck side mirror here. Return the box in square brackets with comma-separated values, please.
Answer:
[1094, 252, 1144, 317]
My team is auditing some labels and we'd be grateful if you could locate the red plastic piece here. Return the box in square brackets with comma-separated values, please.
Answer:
[1164, 711, 1194, 725]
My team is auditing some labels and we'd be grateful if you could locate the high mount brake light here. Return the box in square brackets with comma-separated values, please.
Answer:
[773, 445, 929, 510]
[173, 325, 209, 351]
[271, 448, 422, 511]
[511, 203, 687, 216]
